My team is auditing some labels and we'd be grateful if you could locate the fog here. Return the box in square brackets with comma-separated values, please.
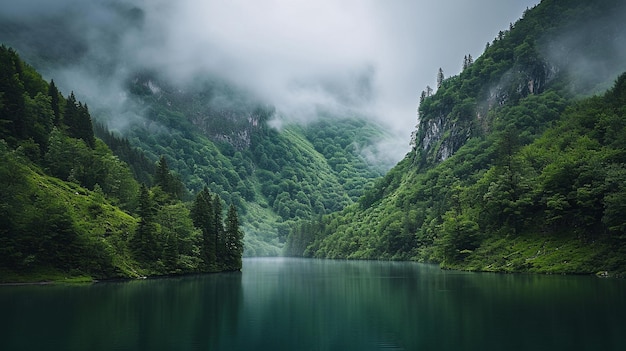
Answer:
[0, 0, 539, 162]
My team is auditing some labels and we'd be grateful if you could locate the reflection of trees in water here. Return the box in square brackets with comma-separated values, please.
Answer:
[0, 273, 244, 350]
[2, 260, 626, 351]
[236, 258, 626, 351]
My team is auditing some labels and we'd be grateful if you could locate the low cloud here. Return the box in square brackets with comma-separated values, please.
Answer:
[540, 2, 626, 95]
[1, 0, 539, 163]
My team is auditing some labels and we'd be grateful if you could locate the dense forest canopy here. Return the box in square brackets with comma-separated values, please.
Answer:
[0, 46, 244, 282]
[2, 0, 626, 281]
[111, 72, 391, 255]
[285, 0, 626, 275]
[0, 1, 396, 257]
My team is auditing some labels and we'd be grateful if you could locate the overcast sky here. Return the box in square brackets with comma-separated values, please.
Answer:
[1, 0, 540, 160]
[139, 0, 540, 130]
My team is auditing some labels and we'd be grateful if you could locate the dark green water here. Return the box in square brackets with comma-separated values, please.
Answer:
[1, 258, 625, 350]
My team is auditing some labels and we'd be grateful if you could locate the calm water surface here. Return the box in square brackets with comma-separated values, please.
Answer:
[1, 258, 625, 350]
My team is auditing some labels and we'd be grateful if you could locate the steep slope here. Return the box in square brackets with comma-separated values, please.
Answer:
[289, 0, 626, 275]
[0, 146, 137, 282]
[1, 47, 245, 282]
[116, 72, 390, 255]
[0, 11, 392, 256]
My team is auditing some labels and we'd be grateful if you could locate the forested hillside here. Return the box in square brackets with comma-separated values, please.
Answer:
[0, 46, 244, 282]
[0, 5, 392, 255]
[286, 0, 626, 275]
[116, 71, 389, 255]
[4, 0, 625, 278]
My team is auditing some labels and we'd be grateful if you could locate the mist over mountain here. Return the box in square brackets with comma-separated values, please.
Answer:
[285, 0, 626, 275]
[6, 0, 625, 276]
[0, 0, 538, 163]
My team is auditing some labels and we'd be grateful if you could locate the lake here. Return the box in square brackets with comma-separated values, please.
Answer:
[1, 257, 625, 350]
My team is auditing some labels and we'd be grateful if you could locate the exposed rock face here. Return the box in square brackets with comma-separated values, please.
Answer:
[415, 113, 471, 164]
[190, 110, 262, 150]
[130, 72, 268, 151]
[413, 58, 558, 167]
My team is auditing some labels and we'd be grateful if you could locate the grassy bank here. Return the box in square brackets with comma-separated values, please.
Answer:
[443, 233, 625, 277]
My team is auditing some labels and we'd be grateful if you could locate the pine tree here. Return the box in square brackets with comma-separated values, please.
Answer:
[48, 80, 61, 126]
[154, 155, 185, 200]
[462, 54, 474, 70]
[162, 231, 179, 271]
[155, 156, 171, 190]
[131, 184, 158, 263]
[78, 103, 96, 148]
[190, 187, 216, 269]
[224, 204, 244, 271]
[63, 92, 79, 134]
[0, 46, 27, 144]
[437, 68, 444, 89]
[213, 194, 225, 267]
[62, 92, 95, 148]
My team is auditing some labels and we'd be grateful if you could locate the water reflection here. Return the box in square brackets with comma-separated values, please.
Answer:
[0, 273, 243, 350]
[1, 258, 625, 351]
[237, 258, 626, 351]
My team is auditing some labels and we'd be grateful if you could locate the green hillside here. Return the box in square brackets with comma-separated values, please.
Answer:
[0, 6, 392, 257]
[98, 71, 389, 255]
[0, 46, 244, 282]
[0, 37, 389, 268]
[4, 0, 626, 278]
[286, 0, 626, 276]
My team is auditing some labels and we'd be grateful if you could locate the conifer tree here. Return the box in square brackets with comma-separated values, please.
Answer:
[213, 194, 225, 267]
[437, 68, 444, 89]
[224, 204, 244, 270]
[162, 231, 179, 271]
[191, 187, 216, 269]
[131, 184, 158, 263]
[426, 85, 433, 97]
[63, 92, 79, 133]
[78, 103, 96, 148]
[155, 156, 170, 190]
[0, 46, 27, 143]
[154, 155, 185, 200]
[63, 92, 96, 148]
[462, 54, 474, 70]
[48, 79, 61, 126]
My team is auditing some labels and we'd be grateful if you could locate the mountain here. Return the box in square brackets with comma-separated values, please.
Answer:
[5, 0, 625, 277]
[286, 0, 626, 275]
[0, 6, 394, 256]
[116, 71, 391, 255]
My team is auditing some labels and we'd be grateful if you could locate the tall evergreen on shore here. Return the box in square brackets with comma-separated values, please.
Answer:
[225, 204, 244, 271]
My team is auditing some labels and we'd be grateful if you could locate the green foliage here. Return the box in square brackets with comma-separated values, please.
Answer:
[0, 47, 246, 282]
[0, 143, 137, 281]
[117, 71, 387, 253]
[287, 1, 626, 275]
[92, 122, 155, 185]
[224, 204, 244, 270]
[64, 92, 95, 148]
[130, 185, 158, 263]
[191, 187, 217, 269]
[296, 72, 626, 274]
[154, 155, 186, 200]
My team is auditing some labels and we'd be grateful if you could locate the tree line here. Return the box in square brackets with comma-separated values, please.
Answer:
[0, 45, 244, 281]
[284, 0, 626, 275]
